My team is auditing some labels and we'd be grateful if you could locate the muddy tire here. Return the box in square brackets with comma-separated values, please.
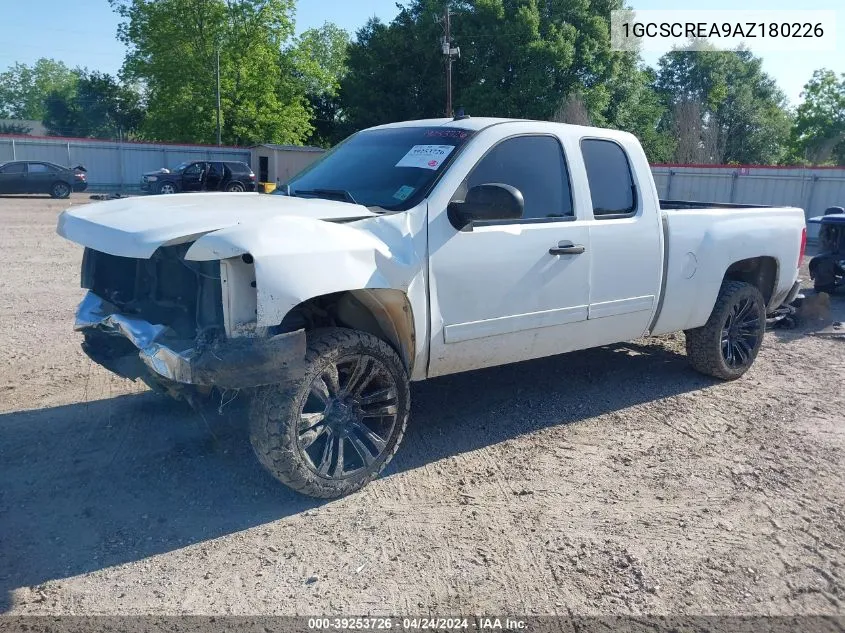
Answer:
[249, 328, 410, 498]
[685, 281, 766, 381]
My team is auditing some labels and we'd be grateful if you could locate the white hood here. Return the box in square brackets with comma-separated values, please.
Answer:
[57, 192, 377, 258]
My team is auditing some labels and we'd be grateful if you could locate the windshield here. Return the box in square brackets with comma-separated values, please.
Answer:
[170, 162, 191, 173]
[281, 126, 474, 210]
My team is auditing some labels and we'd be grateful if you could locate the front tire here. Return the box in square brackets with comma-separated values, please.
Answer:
[685, 281, 766, 381]
[50, 181, 71, 199]
[157, 182, 178, 195]
[249, 328, 410, 498]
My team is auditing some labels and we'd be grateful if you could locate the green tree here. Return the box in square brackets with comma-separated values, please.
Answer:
[109, 0, 312, 145]
[0, 58, 79, 120]
[43, 71, 145, 139]
[789, 69, 845, 166]
[655, 45, 791, 165]
[291, 22, 350, 146]
[0, 122, 33, 135]
[605, 64, 673, 163]
[340, 0, 649, 136]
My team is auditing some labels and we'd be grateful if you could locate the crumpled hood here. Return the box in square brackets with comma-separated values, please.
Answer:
[56, 192, 377, 258]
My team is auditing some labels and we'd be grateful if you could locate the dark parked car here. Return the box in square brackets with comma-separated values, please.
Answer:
[0, 160, 87, 198]
[808, 206, 845, 293]
[141, 160, 256, 194]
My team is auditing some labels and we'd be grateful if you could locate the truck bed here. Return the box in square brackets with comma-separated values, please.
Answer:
[650, 204, 805, 337]
[660, 199, 770, 210]
[660, 200, 773, 211]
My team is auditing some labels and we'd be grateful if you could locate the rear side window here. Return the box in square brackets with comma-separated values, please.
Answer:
[580, 139, 636, 218]
[226, 162, 247, 173]
[0, 163, 26, 173]
[465, 135, 573, 221]
[27, 163, 56, 173]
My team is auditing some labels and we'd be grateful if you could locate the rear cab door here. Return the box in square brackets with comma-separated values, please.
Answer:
[578, 134, 664, 344]
[25, 162, 59, 194]
[206, 162, 225, 190]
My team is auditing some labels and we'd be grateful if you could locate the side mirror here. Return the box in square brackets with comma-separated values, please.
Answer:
[448, 183, 524, 230]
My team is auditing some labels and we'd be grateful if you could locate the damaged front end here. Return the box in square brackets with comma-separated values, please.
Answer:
[76, 245, 305, 397]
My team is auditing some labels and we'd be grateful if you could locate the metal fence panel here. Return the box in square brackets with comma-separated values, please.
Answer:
[0, 136, 251, 191]
[652, 165, 845, 239]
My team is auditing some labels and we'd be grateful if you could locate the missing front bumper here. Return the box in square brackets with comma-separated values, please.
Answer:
[76, 291, 306, 390]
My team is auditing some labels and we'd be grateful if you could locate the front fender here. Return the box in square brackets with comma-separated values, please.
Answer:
[185, 215, 417, 327]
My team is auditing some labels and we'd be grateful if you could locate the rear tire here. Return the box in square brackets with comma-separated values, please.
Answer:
[50, 181, 71, 199]
[685, 281, 766, 381]
[226, 181, 245, 192]
[249, 328, 410, 498]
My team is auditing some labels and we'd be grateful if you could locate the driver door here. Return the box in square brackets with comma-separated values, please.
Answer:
[427, 133, 592, 377]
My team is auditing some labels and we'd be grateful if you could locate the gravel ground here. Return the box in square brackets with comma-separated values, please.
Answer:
[0, 193, 843, 616]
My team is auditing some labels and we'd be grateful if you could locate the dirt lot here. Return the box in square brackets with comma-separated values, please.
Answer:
[0, 193, 843, 616]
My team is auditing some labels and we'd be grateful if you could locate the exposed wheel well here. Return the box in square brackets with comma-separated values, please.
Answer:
[723, 257, 778, 306]
[277, 289, 416, 372]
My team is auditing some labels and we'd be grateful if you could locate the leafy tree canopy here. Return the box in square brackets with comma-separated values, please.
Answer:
[0, 58, 79, 120]
[43, 71, 145, 139]
[655, 45, 791, 165]
[340, 0, 656, 138]
[109, 0, 312, 145]
[789, 69, 845, 165]
[290, 22, 351, 146]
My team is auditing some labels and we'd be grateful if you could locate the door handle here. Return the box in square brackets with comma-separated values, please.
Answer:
[549, 241, 586, 256]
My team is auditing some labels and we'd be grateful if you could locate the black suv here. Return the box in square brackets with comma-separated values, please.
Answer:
[141, 161, 256, 194]
[0, 160, 88, 198]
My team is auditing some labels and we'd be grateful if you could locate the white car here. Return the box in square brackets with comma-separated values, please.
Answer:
[58, 117, 807, 498]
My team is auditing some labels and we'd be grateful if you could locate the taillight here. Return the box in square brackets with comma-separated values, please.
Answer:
[798, 227, 807, 267]
[249, 173, 256, 180]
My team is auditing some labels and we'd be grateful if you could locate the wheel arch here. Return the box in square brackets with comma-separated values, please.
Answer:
[280, 289, 417, 373]
[722, 256, 779, 308]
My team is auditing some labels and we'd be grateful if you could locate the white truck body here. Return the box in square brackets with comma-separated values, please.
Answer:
[57, 117, 807, 497]
[59, 117, 805, 381]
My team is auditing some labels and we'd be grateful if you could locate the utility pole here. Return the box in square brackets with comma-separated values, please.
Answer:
[440, 3, 460, 117]
[216, 45, 222, 146]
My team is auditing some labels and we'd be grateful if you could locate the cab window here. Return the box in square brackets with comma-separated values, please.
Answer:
[580, 139, 637, 218]
[459, 135, 573, 222]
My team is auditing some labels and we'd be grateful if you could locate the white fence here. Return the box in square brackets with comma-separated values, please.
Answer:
[0, 135, 251, 192]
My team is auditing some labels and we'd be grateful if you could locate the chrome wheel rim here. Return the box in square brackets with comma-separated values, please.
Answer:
[160, 184, 175, 194]
[54, 183, 69, 197]
[229, 183, 244, 192]
[297, 355, 399, 479]
[721, 297, 761, 368]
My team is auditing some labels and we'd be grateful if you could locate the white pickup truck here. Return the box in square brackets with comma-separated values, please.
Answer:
[58, 117, 807, 498]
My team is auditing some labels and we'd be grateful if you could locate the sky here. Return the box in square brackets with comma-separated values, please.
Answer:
[0, 0, 842, 107]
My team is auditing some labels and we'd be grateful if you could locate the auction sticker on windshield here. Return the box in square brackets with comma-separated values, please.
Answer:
[395, 145, 456, 170]
[393, 185, 416, 201]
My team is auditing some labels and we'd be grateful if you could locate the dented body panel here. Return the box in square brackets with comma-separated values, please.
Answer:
[76, 292, 305, 390]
